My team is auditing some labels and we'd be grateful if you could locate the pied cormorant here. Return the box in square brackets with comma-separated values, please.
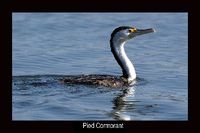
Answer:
[60, 26, 155, 88]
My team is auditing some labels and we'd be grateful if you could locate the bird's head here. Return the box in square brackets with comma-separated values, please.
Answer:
[110, 26, 155, 44]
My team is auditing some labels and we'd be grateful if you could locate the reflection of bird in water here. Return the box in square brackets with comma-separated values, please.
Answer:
[111, 86, 136, 120]
[60, 26, 155, 88]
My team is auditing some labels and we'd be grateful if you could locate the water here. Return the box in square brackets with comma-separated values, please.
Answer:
[12, 13, 188, 120]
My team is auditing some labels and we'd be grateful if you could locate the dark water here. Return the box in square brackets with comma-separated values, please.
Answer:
[12, 13, 188, 120]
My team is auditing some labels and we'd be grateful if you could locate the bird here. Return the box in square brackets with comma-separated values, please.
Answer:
[60, 26, 155, 88]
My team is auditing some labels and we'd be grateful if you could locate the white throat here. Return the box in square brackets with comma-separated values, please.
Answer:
[111, 39, 136, 82]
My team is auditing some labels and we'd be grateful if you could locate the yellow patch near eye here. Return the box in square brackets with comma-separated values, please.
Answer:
[130, 28, 137, 32]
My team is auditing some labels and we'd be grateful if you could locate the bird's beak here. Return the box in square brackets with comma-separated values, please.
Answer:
[136, 28, 155, 35]
[129, 28, 155, 38]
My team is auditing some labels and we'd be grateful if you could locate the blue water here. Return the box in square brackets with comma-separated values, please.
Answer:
[12, 13, 188, 120]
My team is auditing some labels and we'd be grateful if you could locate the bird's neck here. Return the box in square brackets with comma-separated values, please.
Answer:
[110, 39, 136, 83]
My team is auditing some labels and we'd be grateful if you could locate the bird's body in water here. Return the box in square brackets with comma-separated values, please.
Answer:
[60, 26, 155, 88]
[61, 74, 128, 88]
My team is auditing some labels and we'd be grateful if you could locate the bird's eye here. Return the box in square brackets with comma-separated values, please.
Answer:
[128, 28, 137, 33]
[128, 29, 132, 33]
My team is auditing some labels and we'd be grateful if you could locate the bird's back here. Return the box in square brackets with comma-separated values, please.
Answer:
[60, 74, 128, 88]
